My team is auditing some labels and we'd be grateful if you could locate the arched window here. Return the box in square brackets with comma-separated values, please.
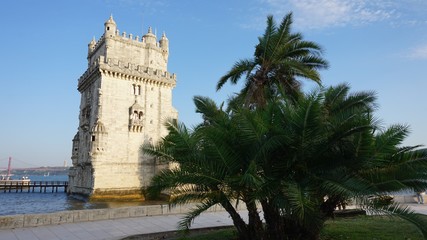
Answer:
[132, 84, 142, 95]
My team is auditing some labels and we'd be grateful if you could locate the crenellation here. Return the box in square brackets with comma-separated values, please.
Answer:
[78, 56, 176, 90]
[88, 35, 105, 56]
[89, 27, 168, 57]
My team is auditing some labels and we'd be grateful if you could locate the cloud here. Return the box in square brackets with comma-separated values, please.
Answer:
[261, 0, 396, 30]
[104, 0, 169, 15]
[408, 44, 427, 60]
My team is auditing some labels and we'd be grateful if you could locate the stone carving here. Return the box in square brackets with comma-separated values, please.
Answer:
[129, 101, 144, 132]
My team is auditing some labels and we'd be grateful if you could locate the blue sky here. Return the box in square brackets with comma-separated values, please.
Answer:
[0, 0, 426, 168]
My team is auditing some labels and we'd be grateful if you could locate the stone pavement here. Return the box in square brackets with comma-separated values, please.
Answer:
[0, 210, 244, 240]
[0, 204, 426, 240]
[405, 203, 427, 215]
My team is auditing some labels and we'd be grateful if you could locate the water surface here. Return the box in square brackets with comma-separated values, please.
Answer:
[0, 175, 158, 216]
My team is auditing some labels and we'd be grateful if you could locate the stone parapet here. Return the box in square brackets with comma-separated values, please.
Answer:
[392, 194, 419, 204]
[88, 27, 168, 60]
[0, 195, 418, 230]
[0, 202, 247, 230]
[78, 56, 176, 91]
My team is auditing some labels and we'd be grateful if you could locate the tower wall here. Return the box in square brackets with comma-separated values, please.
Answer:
[68, 16, 177, 200]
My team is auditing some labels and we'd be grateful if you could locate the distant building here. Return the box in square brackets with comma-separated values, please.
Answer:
[68, 16, 178, 199]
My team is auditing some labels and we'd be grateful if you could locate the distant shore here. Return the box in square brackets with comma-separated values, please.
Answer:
[0, 166, 69, 177]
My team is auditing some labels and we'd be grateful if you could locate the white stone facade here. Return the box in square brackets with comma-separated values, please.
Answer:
[68, 16, 177, 199]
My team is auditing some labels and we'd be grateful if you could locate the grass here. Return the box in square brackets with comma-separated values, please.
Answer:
[174, 215, 427, 240]
[320, 215, 426, 240]
[174, 228, 238, 240]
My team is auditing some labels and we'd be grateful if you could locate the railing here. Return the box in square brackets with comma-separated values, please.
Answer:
[0, 181, 68, 193]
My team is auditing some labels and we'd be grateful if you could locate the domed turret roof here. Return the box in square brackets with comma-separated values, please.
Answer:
[160, 32, 168, 41]
[130, 100, 143, 111]
[73, 133, 79, 141]
[91, 121, 107, 133]
[105, 15, 116, 26]
[144, 27, 156, 38]
[143, 27, 157, 45]
[89, 37, 96, 46]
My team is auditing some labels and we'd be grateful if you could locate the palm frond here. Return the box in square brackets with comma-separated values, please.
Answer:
[178, 199, 219, 231]
[217, 59, 255, 90]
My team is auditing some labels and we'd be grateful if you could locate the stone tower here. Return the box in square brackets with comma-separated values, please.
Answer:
[68, 16, 178, 199]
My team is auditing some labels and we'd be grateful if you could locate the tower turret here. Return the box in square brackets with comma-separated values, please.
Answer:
[143, 27, 157, 46]
[159, 32, 169, 60]
[88, 37, 96, 55]
[104, 15, 117, 37]
[159, 32, 169, 50]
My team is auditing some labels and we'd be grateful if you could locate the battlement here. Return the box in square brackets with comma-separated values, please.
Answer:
[87, 16, 170, 75]
[90, 34, 105, 53]
[78, 56, 176, 90]
[88, 27, 168, 59]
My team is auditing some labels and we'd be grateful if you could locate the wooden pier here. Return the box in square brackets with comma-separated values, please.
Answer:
[0, 181, 68, 193]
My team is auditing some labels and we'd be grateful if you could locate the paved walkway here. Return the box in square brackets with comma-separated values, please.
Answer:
[0, 210, 243, 240]
[0, 204, 426, 240]
[405, 203, 427, 214]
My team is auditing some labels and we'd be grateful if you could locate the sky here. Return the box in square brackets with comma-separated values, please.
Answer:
[0, 0, 426, 168]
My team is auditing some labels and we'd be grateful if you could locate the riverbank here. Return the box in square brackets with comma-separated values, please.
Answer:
[1, 204, 427, 240]
[0, 193, 422, 230]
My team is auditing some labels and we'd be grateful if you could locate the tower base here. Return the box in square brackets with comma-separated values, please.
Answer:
[89, 189, 145, 201]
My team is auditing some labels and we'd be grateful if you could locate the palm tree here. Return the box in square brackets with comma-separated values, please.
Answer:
[255, 83, 427, 239]
[217, 13, 329, 107]
[145, 84, 427, 239]
[144, 96, 265, 240]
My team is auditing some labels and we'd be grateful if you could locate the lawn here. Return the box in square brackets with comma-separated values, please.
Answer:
[173, 215, 427, 240]
[320, 215, 426, 240]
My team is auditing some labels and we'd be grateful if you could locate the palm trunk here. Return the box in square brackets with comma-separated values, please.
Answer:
[246, 200, 264, 240]
[220, 200, 253, 240]
[261, 199, 285, 240]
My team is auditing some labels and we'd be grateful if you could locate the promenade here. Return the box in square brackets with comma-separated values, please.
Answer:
[0, 204, 425, 240]
[0, 210, 244, 240]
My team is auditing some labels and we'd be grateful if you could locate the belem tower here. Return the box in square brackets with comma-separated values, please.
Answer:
[68, 16, 178, 199]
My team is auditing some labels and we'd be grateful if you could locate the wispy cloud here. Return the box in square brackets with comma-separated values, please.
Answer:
[104, 0, 169, 15]
[262, 0, 395, 30]
[241, 0, 427, 31]
[408, 44, 427, 60]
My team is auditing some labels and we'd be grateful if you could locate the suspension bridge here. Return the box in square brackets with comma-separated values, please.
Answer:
[0, 157, 69, 193]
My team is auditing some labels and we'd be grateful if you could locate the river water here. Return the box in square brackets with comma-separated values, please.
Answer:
[0, 175, 155, 216]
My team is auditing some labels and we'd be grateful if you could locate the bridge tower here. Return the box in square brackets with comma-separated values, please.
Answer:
[68, 16, 178, 200]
